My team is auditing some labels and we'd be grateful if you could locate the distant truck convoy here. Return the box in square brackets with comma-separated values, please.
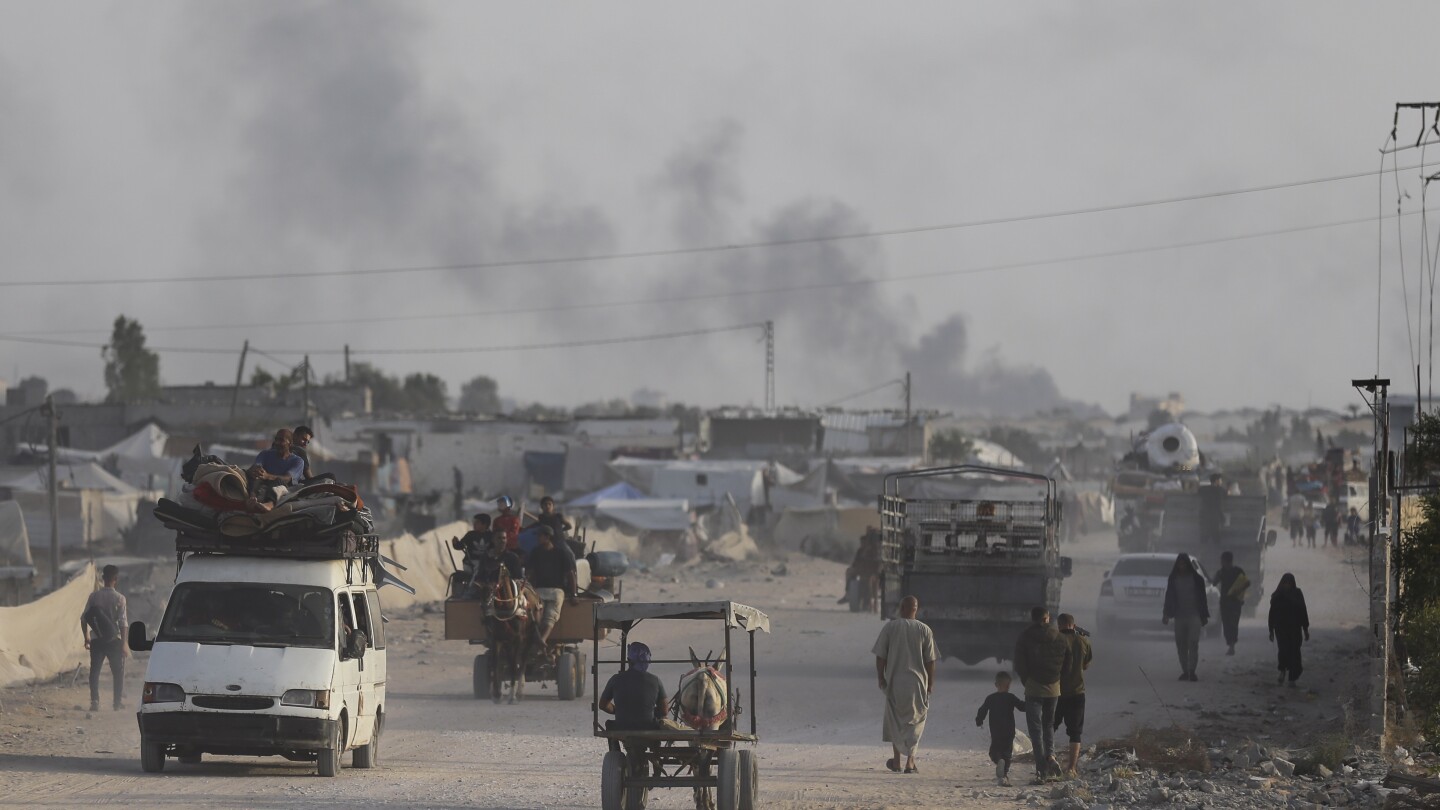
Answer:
[1109, 423, 1273, 615]
[878, 465, 1072, 665]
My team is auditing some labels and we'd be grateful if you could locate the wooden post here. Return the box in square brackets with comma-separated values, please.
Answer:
[45, 395, 58, 592]
[230, 340, 249, 422]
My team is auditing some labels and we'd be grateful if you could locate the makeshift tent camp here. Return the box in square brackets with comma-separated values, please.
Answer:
[0, 462, 159, 546]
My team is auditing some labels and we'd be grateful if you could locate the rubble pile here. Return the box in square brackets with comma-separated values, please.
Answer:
[998, 735, 1413, 809]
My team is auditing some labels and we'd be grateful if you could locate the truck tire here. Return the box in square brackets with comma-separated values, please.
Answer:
[317, 720, 342, 777]
[473, 652, 491, 699]
[140, 735, 165, 773]
[737, 750, 758, 810]
[601, 750, 628, 810]
[557, 651, 578, 701]
[353, 711, 381, 769]
[716, 748, 740, 810]
[567, 645, 578, 697]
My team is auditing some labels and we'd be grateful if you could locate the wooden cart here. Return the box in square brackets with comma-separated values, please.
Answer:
[592, 601, 769, 810]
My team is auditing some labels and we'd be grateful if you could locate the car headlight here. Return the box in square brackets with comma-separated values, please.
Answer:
[280, 689, 330, 709]
[142, 682, 185, 704]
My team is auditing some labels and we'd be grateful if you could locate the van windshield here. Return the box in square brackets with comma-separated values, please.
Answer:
[159, 582, 334, 648]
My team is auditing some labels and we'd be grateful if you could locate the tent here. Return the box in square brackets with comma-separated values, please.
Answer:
[0, 462, 159, 546]
[0, 501, 32, 567]
[568, 481, 646, 509]
[595, 499, 693, 532]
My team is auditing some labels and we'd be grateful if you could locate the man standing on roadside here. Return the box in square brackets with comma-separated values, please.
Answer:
[1210, 551, 1249, 656]
[1053, 614, 1092, 779]
[873, 595, 937, 775]
[1013, 606, 1070, 782]
[81, 565, 129, 712]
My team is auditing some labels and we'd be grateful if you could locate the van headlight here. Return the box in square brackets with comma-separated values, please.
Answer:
[280, 689, 330, 709]
[142, 682, 185, 704]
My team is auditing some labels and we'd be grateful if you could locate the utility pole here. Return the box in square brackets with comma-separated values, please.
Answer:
[763, 321, 775, 413]
[903, 371, 913, 457]
[344, 344, 351, 384]
[1354, 376, 1391, 738]
[43, 395, 58, 592]
[230, 340, 249, 422]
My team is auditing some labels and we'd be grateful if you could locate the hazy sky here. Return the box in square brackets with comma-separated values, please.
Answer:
[1, 2, 1438, 415]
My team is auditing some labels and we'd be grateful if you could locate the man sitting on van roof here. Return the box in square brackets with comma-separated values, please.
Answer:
[249, 429, 305, 489]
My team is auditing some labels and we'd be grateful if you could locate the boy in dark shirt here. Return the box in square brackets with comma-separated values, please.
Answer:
[976, 671, 1026, 786]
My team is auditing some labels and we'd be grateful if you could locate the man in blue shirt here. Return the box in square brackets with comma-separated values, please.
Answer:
[249, 428, 306, 488]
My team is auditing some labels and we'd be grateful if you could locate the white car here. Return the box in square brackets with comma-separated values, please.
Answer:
[1095, 553, 1220, 637]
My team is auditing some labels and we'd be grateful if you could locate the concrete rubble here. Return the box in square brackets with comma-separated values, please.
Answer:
[1008, 736, 1413, 810]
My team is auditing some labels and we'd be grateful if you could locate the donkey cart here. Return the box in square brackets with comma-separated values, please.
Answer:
[445, 590, 607, 702]
[592, 601, 769, 810]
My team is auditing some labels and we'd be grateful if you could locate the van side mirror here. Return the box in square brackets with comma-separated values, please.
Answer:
[1060, 557, 1073, 578]
[343, 629, 368, 661]
[128, 621, 153, 653]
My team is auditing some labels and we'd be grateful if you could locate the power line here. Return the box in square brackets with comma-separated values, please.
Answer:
[9, 207, 1431, 339]
[0, 322, 768, 358]
[0, 162, 1433, 290]
[821, 378, 905, 408]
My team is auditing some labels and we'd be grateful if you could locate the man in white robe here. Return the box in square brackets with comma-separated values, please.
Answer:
[872, 595, 938, 773]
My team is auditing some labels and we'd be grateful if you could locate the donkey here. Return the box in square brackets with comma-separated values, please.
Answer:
[676, 648, 728, 730]
[484, 568, 535, 704]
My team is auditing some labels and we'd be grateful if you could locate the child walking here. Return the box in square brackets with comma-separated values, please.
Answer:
[976, 671, 1026, 786]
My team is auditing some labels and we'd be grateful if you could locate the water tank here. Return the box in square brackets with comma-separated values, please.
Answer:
[1145, 423, 1200, 471]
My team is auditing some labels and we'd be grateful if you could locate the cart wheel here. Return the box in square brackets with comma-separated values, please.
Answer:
[624, 749, 650, 810]
[737, 750, 758, 810]
[575, 651, 588, 698]
[601, 750, 628, 810]
[716, 748, 740, 810]
[557, 651, 578, 701]
[472, 652, 490, 699]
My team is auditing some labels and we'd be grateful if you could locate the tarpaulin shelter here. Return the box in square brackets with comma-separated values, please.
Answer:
[568, 481, 646, 509]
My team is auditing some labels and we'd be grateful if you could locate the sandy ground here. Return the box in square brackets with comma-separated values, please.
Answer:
[0, 524, 1374, 809]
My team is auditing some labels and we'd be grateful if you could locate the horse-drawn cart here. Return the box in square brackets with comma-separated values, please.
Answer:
[592, 601, 769, 810]
[444, 584, 609, 702]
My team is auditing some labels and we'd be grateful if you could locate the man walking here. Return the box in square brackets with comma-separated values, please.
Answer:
[1210, 551, 1249, 656]
[1013, 606, 1069, 781]
[1053, 614, 1092, 779]
[872, 595, 937, 774]
[1162, 553, 1209, 681]
[81, 565, 129, 711]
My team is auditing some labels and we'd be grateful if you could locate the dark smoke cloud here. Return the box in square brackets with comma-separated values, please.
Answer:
[654, 120, 1095, 416]
[175, 1, 614, 315]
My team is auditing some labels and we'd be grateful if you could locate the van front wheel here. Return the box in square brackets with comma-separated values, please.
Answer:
[140, 735, 165, 773]
[317, 722, 342, 777]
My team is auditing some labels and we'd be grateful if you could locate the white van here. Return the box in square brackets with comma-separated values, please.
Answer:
[129, 545, 394, 776]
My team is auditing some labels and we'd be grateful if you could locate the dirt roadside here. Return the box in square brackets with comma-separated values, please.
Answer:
[0, 526, 1377, 809]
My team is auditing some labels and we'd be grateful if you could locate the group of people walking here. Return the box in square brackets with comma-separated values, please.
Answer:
[1285, 492, 1362, 548]
[872, 555, 1313, 786]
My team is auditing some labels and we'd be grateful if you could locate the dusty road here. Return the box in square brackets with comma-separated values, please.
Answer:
[0, 525, 1372, 809]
